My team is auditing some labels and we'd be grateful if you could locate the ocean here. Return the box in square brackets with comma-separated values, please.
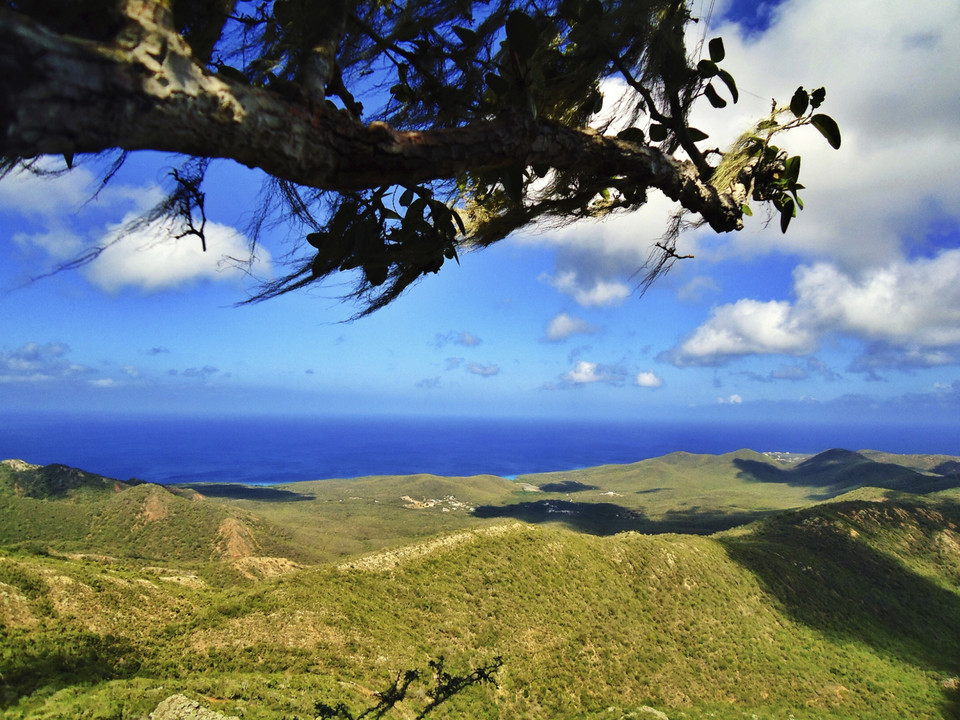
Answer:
[0, 413, 957, 486]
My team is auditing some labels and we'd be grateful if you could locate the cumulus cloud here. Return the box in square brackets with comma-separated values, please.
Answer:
[543, 312, 598, 342]
[563, 361, 606, 384]
[2, 168, 269, 293]
[718, 394, 743, 405]
[635, 371, 663, 388]
[0, 342, 90, 383]
[555, 360, 628, 387]
[542, 270, 631, 307]
[417, 377, 441, 389]
[82, 216, 266, 293]
[792, 254, 960, 347]
[667, 251, 960, 369]
[0, 165, 99, 217]
[467, 362, 500, 377]
[664, 299, 816, 366]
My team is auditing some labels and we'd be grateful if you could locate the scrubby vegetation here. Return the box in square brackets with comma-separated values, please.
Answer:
[1, 450, 960, 718]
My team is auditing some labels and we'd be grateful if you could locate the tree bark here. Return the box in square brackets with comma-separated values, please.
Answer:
[0, 9, 745, 233]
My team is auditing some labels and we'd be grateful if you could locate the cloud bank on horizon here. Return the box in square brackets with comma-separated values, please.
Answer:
[1, 0, 959, 427]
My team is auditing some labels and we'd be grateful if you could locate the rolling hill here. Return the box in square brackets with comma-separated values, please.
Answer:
[1, 448, 960, 719]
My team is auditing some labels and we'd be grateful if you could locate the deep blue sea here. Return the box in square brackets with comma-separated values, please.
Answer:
[0, 413, 957, 486]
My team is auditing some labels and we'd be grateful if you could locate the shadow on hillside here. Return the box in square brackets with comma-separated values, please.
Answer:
[0, 630, 140, 708]
[472, 500, 770, 536]
[186, 483, 315, 502]
[719, 501, 960, 686]
[537, 480, 599, 493]
[733, 451, 959, 500]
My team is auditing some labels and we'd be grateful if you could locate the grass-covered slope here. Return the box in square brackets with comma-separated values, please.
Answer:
[0, 460, 306, 579]
[2, 496, 960, 718]
[3, 448, 960, 719]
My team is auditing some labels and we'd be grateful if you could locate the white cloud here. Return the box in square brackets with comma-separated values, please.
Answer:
[558, 360, 630, 386]
[0, 342, 90, 383]
[668, 250, 960, 368]
[793, 253, 960, 347]
[718, 394, 743, 405]
[0, 165, 98, 216]
[666, 298, 816, 366]
[1, 168, 268, 293]
[635, 371, 663, 388]
[467, 362, 500, 377]
[12, 229, 86, 260]
[544, 312, 597, 342]
[542, 270, 631, 307]
[563, 361, 606, 384]
[83, 216, 266, 292]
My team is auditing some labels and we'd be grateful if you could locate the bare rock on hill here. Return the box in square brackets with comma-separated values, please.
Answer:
[150, 694, 238, 720]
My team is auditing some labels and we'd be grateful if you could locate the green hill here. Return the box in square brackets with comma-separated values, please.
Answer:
[2, 448, 960, 719]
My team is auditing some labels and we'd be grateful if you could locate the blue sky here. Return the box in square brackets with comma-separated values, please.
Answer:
[2, 0, 960, 437]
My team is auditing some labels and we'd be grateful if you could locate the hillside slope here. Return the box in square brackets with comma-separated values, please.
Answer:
[3, 495, 960, 719]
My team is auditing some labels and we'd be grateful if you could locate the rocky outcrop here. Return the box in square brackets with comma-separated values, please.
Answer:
[150, 694, 238, 720]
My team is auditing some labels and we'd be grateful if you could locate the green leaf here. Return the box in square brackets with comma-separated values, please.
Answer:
[783, 155, 801, 183]
[686, 127, 709, 142]
[399, 188, 415, 207]
[811, 113, 841, 149]
[697, 59, 718, 78]
[506, 11, 539, 61]
[708, 37, 725, 63]
[380, 208, 402, 221]
[790, 87, 809, 118]
[649, 124, 668, 142]
[741, 204, 753, 216]
[810, 87, 826, 109]
[703, 84, 727, 109]
[716, 68, 739, 103]
[452, 26, 477, 46]
[617, 127, 646, 144]
[779, 197, 796, 233]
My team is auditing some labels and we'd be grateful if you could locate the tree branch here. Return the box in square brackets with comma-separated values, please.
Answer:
[0, 9, 744, 233]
